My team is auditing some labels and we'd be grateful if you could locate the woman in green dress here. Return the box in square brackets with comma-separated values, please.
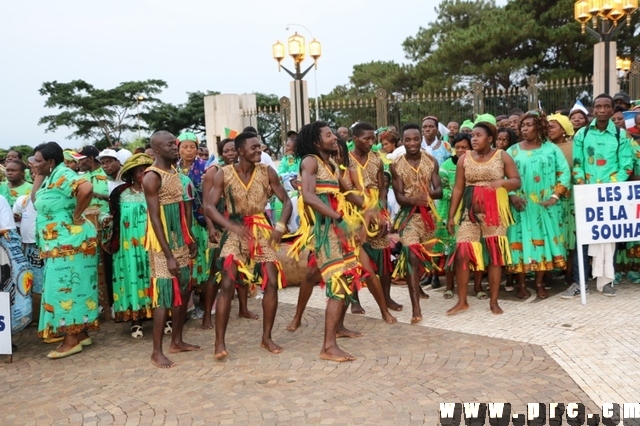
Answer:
[177, 132, 209, 290]
[33, 142, 99, 359]
[507, 112, 570, 299]
[108, 154, 155, 338]
[4, 160, 32, 207]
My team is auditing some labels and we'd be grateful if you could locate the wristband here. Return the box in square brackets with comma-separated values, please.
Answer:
[550, 194, 559, 200]
[275, 222, 286, 233]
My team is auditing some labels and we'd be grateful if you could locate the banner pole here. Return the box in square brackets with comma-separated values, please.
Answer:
[577, 243, 587, 305]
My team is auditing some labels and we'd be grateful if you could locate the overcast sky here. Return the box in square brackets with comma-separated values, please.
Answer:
[0, 0, 472, 149]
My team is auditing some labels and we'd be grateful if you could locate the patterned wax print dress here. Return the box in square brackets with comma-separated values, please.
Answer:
[111, 185, 152, 322]
[35, 164, 100, 339]
[507, 142, 570, 273]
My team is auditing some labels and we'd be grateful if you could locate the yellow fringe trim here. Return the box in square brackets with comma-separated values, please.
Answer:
[496, 187, 514, 226]
[469, 241, 485, 271]
[496, 235, 512, 265]
[144, 207, 169, 252]
[328, 272, 354, 300]
[285, 196, 313, 261]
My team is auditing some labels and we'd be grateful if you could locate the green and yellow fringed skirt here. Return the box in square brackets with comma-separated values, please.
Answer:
[150, 265, 191, 309]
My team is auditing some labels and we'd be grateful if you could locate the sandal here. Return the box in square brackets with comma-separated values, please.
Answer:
[476, 291, 488, 300]
[443, 290, 454, 299]
[535, 284, 549, 299]
[131, 325, 143, 339]
[164, 321, 172, 335]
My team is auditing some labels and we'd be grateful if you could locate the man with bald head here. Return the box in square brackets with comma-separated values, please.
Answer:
[144, 131, 201, 368]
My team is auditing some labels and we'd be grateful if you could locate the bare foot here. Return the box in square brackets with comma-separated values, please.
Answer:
[447, 302, 469, 315]
[320, 346, 356, 362]
[382, 312, 398, 324]
[490, 303, 504, 315]
[387, 299, 403, 311]
[214, 342, 228, 360]
[169, 341, 203, 354]
[350, 303, 365, 315]
[286, 318, 302, 332]
[517, 285, 530, 299]
[419, 288, 430, 299]
[150, 351, 176, 368]
[238, 309, 259, 320]
[411, 315, 423, 324]
[201, 318, 214, 330]
[336, 326, 363, 338]
[260, 338, 283, 354]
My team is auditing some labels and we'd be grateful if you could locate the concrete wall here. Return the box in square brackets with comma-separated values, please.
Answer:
[204, 94, 257, 154]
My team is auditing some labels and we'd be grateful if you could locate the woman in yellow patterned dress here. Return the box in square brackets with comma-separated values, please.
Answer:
[446, 122, 521, 315]
[32, 142, 100, 359]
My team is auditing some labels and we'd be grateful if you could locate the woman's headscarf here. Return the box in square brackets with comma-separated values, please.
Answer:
[460, 120, 474, 132]
[474, 114, 497, 126]
[177, 132, 198, 146]
[117, 153, 154, 182]
[547, 114, 575, 137]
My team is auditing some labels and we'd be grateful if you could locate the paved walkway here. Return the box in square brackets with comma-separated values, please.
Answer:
[4, 279, 637, 425]
[278, 279, 640, 408]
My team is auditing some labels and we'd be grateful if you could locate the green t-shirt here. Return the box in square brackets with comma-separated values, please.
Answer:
[87, 167, 110, 213]
[8, 181, 32, 207]
[572, 119, 633, 184]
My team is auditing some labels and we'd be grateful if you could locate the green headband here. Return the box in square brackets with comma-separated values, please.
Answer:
[461, 120, 474, 130]
[474, 114, 497, 126]
[177, 132, 198, 143]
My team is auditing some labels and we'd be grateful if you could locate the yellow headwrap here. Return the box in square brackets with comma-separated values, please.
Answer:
[117, 153, 154, 181]
[548, 114, 575, 137]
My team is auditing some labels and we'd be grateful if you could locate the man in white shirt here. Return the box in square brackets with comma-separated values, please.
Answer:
[97, 149, 125, 194]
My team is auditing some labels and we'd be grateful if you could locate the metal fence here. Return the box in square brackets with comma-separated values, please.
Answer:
[245, 62, 640, 155]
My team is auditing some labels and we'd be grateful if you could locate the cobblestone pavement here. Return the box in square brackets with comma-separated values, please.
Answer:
[278, 278, 640, 408]
[3, 285, 601, 426]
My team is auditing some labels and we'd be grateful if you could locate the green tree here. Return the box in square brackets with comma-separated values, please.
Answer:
[327, 0, 638, 97]
[39, 79, 167, 150]
[403, 0, 540, 90]
[254, 93, 284, 157]
[141, 90, 220, 136]
[324, 61, 415, 100]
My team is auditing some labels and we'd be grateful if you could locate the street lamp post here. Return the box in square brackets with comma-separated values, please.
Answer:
[286, 24, 321, 121]
[574, 0, 638, 95]
[272, 32, 321, 131]
[135, 95, 145, 138]
[617, 56, 632, 86]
